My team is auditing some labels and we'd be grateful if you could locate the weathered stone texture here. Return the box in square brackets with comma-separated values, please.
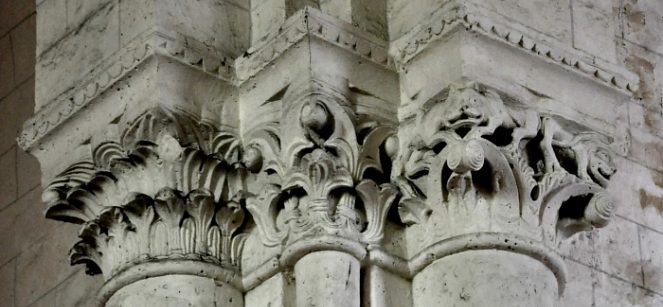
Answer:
[0, 3, 95, 306]
[623, 0, 663, 55]
[572, 0, 618, 62]
[2, 0, 663, 306]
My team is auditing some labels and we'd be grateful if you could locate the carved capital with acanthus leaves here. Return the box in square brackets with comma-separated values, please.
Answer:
[41, 80, 619, 297]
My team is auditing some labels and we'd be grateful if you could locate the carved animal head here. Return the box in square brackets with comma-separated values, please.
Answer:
[421, 83, 508, 140]
[587, 146, 616, 188]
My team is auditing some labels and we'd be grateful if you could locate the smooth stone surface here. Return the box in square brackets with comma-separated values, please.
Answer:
[105, 275, 243, 307]
[412, 250, 558, 307]
[294, 251, 360, 307]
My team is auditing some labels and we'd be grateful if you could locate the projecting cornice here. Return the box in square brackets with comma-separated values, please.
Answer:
[390, 1, 639, 95]
[19, 5, 637, 153]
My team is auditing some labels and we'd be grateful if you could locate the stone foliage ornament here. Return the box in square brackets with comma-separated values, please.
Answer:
[25, 1, 636, 305]
[42, 81, 617, 304]
[43, 107, 247, 281]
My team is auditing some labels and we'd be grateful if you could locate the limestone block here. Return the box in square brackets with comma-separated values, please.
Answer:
[618, 40, 663, 109]
[628, 127, 663, 172]
[0, 34, 14, 99]
[15, 223, 81, 306]
[318, 0, 352, 23]
[594, 271, 663, 306]
[0, 259, 15, 306]
[16, 147, 40, 196]
[0, 0, 35, 36]
[623, 0, 663, 55]
[10, 15, 35, 84]
[468, 0, 573, 44]
[0, 148, 17, 210]
[352, 0, 388, 40]
[67, 0, 113, 30]
[9, 188, 58, 261]
[630, 102, 663, 139]
[387, 0, 444, 40]
[610, 156, 663, 233]
[557, 231, 600, 268]
[250, 0, 286, 44]
[635, 105, 663, 139]
[572, 0, 617, 63]
[118, 0, 155, 46]
[35, 1, 120, 109]
[593, 216, 643, 285]
[53, 270, 104, 307]
[119, 0, 250, 56]
[36, 0, 67, 56]
[639, 227, 663, 294]
[285, 0, 318, 16]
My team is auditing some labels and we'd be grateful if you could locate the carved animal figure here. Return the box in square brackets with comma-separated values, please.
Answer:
[539, 117, 616, 187]
[419, 83, 539, 144]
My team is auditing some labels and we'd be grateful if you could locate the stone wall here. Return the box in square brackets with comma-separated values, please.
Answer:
[0, 1, 103, 306]
[0, 0, 662, 306]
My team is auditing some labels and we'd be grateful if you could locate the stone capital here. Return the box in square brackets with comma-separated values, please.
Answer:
[24, 1, 635, 306]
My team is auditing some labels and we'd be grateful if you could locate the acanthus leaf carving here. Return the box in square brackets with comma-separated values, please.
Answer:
[43, 80, 620, 290]
[356, 180, 398, 244]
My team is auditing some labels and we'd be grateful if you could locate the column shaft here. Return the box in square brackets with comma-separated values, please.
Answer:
[105, 275, 243, 307]
[294, 251, 361, 307]
[412, 250, 557, 307]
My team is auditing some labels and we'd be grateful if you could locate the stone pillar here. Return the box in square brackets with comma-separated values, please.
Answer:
[413, 250, 558, 307]
[294, 251, 360, 307]
[105, 275, 242, 307]
[23, 1, 635, 306]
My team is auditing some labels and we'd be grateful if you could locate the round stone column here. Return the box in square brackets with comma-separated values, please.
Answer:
[105, 275, 243, 307]
[412, 249, 559, 307]
[96, 261, 244, 307]
[294, 251, 361, 307]
[281, 236, 367, 307]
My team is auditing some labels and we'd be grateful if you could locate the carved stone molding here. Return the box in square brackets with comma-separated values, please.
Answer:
[41, 78, 619, 305]
[390, 1, 638, 95]
[27, 4, 635, 306]
[21, 4, 636, 154]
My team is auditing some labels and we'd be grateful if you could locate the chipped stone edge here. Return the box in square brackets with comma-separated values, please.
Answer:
[389, 1, 639, 96]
